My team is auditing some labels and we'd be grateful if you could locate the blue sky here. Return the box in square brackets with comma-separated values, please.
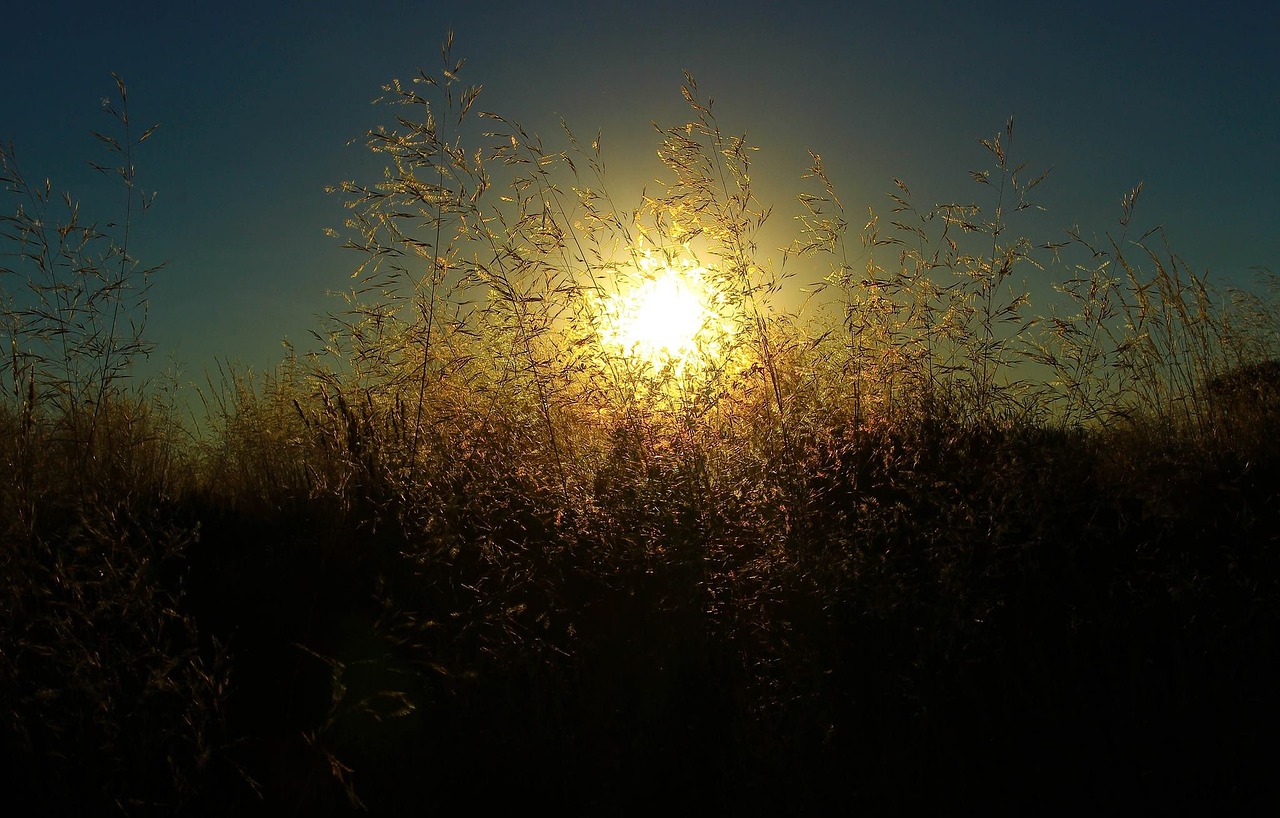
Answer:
[3, 0, 1277, 385]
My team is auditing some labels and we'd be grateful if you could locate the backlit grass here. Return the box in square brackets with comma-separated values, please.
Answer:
[3, 34, 1279, 815]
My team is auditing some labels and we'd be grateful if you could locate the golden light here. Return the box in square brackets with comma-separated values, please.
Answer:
[595, 250, 733, 375]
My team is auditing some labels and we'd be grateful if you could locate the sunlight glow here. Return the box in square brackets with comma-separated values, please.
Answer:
[596, 250, 733, 375]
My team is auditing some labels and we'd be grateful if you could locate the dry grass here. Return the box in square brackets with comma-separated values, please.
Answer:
[3, 37, 1279, 814]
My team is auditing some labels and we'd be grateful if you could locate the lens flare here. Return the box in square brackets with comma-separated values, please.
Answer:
[596, 250, 732, 375]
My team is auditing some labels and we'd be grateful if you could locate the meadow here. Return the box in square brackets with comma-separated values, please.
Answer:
[3, 40, 1279, 814]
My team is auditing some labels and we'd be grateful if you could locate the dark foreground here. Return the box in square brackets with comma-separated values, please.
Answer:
[3, 419, 1279, 816]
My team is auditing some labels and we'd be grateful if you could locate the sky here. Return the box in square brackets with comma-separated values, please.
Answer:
[2, 0, 1277, 391]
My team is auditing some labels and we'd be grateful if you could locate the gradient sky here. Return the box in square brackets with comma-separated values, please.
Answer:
[3, 0, 1277, 389]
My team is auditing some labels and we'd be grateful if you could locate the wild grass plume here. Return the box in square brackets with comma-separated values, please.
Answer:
[3, 35, 1279, 814]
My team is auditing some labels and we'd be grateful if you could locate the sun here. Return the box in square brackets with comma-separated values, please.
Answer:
[595, 250, 732, 375]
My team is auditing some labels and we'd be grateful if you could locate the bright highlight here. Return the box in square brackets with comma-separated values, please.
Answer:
[596, 251, 732, 374]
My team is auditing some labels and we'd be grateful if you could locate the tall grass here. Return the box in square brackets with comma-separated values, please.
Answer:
[1, 78, 235, 815]
[3, 36, 1279, 814]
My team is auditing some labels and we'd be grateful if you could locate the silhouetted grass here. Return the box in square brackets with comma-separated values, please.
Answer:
[3, 39, 1279, 815]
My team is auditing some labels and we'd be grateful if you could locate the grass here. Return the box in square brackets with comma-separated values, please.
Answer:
[3, 35, 1280, 814]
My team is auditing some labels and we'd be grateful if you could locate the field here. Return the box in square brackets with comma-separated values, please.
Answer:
[3, 44, 1279, 814]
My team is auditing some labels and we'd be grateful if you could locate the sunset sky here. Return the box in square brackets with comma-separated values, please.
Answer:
[3, 0, 1276, 387]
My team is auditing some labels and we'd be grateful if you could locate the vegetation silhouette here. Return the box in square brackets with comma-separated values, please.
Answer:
[3, 36, 1279, 814]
